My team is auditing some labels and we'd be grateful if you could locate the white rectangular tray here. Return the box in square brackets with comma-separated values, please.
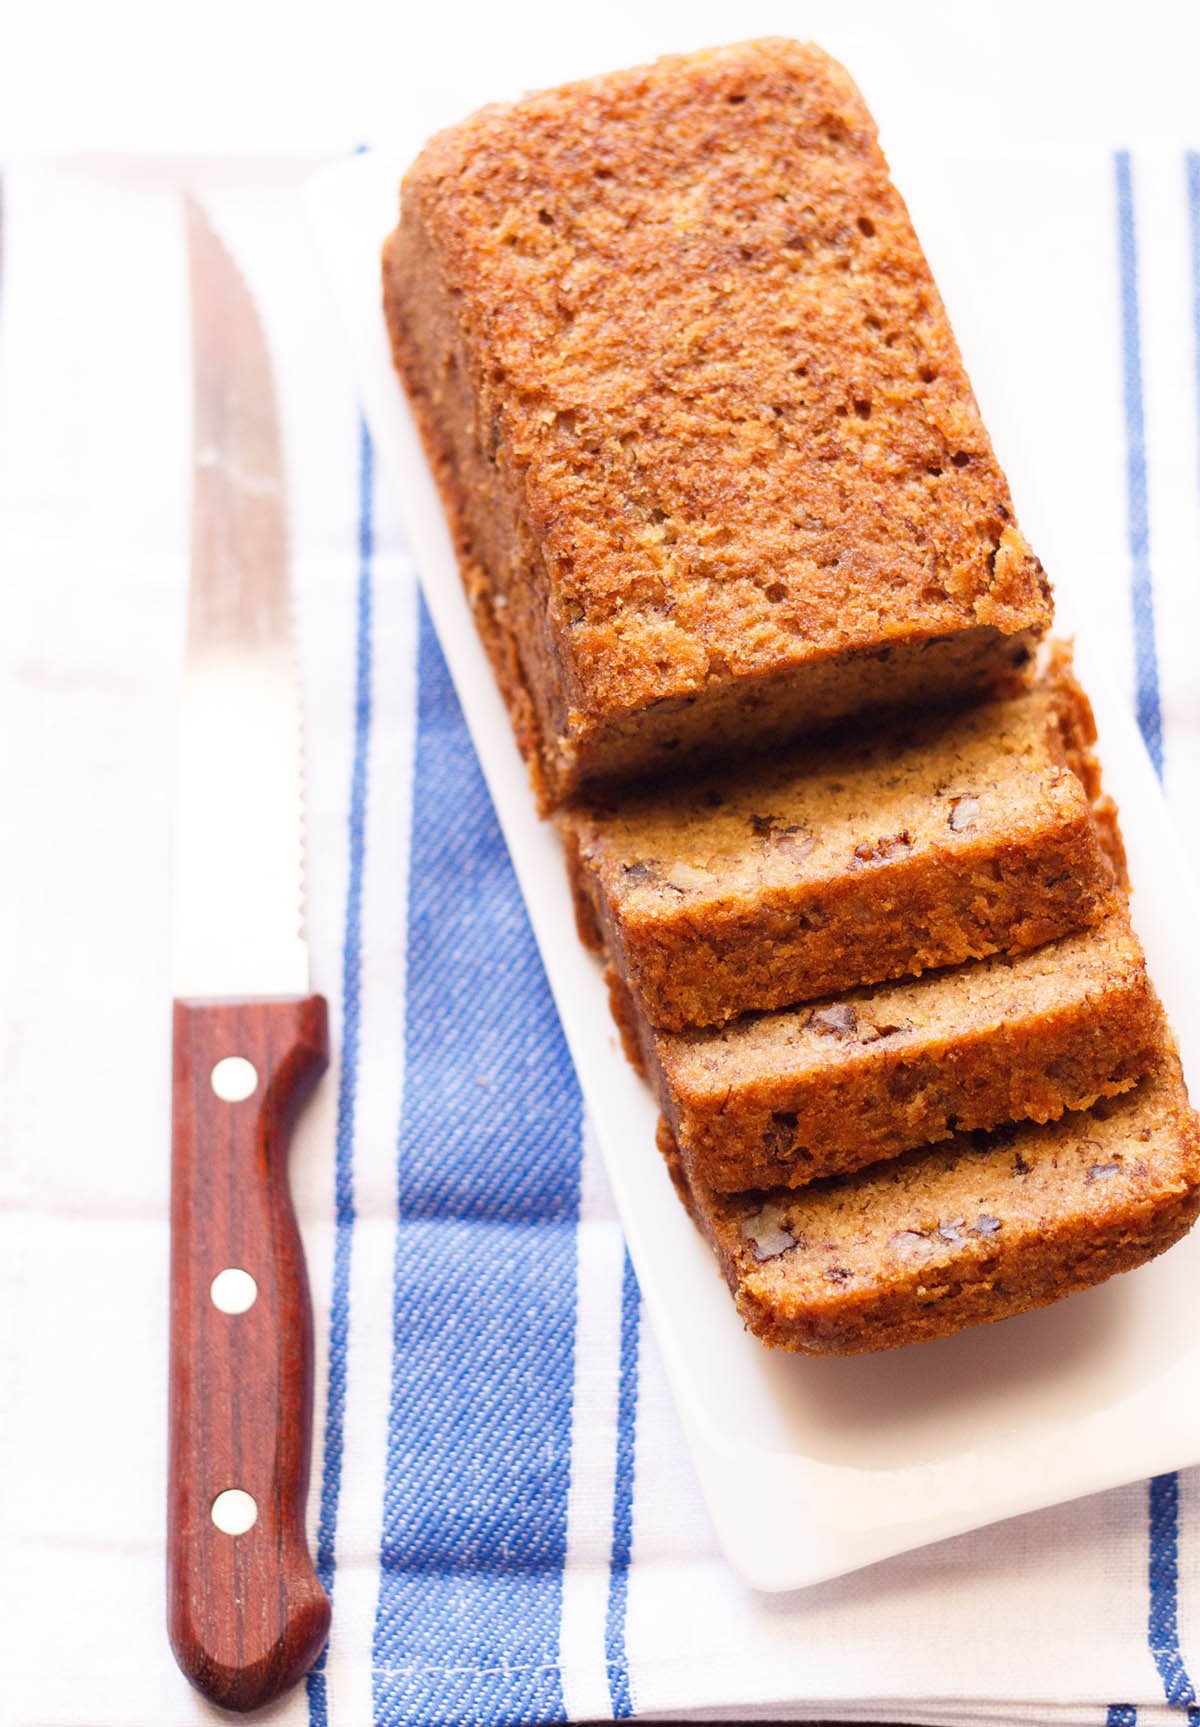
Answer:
[307, 148, 1200, 1592]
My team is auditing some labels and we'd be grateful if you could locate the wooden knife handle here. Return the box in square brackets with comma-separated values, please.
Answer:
[168, 995, 331, 1713]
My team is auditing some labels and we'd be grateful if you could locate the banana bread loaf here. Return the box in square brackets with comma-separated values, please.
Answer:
[383, 38, 1052, 806]
[615, 910, 1163, 1191]
[663, 1050, 1200, 1353]
[563, 653, 1118, 1030]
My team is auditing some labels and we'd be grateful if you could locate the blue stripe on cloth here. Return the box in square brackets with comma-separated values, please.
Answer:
[1107, 1708, 1138, 1726]
[1116, 150, 1197, 1725]
[604, 1250, 641, 1720]
[1149, 1473, 1197, 1711]
[307, 417, 376, 1727]
[1114, 149, 1165, 779]
[371, 595, 583, 1726]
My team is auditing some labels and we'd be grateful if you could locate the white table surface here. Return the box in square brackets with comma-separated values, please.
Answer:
[3, 0, 1200, 162]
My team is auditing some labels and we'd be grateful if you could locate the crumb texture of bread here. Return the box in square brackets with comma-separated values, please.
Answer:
[675, 1050, 1200, 1354]
[562, 656, 1118, 1030]
[384, 37, 1052, 802]
[624, 910, 1163, 1191]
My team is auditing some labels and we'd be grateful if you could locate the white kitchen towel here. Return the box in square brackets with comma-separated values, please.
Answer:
[4, 136, 1200, 1727]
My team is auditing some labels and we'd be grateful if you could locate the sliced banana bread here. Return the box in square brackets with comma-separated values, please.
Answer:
[615, 909, 1163, 1191]
[384, 38, 1051, 806]
[663, 1050, 1200, 1354]
[563, 653, 1118, 1030]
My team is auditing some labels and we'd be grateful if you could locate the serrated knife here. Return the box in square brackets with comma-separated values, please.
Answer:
[167, 198, 330, 1714]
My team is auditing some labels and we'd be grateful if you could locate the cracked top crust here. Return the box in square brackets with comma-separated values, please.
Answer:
[399, 37, 1052, 723]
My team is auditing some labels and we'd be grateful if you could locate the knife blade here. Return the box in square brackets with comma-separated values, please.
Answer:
[167, 197, 330, 1714]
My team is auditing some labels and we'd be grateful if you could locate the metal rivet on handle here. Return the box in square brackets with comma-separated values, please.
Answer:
[211, 1489, 258, 1535]
[211, 1056, 258, 1102]
[210, 1268, 258, 1314]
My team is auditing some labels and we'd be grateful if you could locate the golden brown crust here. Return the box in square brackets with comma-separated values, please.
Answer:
[384, 250, 552, 804]
[1041, 637, 1130, 887]
[384, 38, 1052, 803]
[671, 1050, 1200, 1353]
[606, 964, 649, 1079]
[621, 912, 1164, 1191]
[562, 657, 1119, 1030]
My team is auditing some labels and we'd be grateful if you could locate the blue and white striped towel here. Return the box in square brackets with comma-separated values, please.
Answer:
[3, 138, 1200, 1727]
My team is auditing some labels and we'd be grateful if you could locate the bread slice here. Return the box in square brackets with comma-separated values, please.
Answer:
[615, 910, 1163, 1192]
[663, 1050, 1200, 1354]
[563, 652, 1118, 1030]
[384, 38, 1051, 806]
